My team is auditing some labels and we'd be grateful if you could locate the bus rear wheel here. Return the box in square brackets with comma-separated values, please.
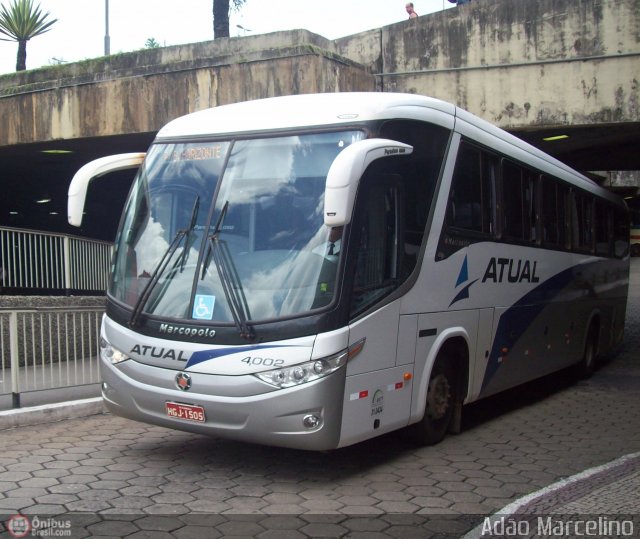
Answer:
[415, 356, 455, 445]
[575, 324, 598, 379]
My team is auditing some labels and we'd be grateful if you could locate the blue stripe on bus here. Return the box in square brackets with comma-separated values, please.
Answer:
[480, 265, 577, 392]
[186, 345, 296, 368]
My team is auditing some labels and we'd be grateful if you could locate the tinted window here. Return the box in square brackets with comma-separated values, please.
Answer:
[446, 142, 496, 235]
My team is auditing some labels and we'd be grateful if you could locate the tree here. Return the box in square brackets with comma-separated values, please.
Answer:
[0, 0, 57, 71]
[145, 37, 161, 49]
[213, 0, 246, 39]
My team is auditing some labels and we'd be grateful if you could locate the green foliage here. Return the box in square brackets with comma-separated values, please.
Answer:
[0, 0, 56, 41]
[0, 0, 57, 71]
[145, 37, 160, 49]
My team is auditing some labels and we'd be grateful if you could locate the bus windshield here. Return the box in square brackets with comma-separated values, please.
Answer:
[110, 130, 364, 326]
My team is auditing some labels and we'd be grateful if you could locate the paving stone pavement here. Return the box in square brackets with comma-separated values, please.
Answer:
[0, 260, 639, 538]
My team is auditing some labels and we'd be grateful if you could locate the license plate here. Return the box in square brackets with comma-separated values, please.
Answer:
[166, 402, 206, 422]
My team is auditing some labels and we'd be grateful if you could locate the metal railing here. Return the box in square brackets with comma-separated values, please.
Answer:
[0, 226, 113, 292]
[0, 307, 104, 408]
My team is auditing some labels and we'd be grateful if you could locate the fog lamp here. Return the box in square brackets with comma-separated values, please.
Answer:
[303, 414, 321, 429]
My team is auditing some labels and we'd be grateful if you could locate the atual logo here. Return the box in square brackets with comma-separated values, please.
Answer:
[449, 255, 478, 307]
[175, 372, 192, 391]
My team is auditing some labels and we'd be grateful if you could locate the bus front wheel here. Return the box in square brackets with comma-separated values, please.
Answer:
[415, 356, 455, 445]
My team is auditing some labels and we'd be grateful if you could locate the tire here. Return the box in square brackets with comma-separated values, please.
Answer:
[414, 356, 455, 445]
[575, 325, 598, 379]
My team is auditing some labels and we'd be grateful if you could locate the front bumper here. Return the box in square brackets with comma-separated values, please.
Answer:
[100, 355, 345, 450]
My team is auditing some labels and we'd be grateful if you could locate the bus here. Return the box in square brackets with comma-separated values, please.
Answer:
[68, 93, 630, 450]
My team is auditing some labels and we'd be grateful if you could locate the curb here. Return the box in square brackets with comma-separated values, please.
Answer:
[462, 452, 640, 539]
[0, 397, 107, 430]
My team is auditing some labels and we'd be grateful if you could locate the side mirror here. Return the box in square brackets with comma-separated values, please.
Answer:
[68, 153, 146, 227]
[324, 139, 413, 226]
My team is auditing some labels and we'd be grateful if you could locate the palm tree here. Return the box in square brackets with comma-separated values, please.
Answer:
[145, 37, 161, 49]
[0, 0, 56, 71]
[213, 0, 246, 39]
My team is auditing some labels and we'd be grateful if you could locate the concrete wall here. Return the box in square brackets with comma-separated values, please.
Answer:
[0, 31, 374, 146]
[336, 0, 640, 129]
[0, 0, 637, 144]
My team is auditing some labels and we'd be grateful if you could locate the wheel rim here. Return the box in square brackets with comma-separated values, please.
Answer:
[584, 339, 594, 369]
[427, 373, 451, 420]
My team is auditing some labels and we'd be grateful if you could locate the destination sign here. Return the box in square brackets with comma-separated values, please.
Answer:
[163, 145, 225, 162]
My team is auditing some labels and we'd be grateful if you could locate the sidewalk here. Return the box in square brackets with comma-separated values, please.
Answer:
[0, 397, 105, 430]
[464, 452, 640, 538]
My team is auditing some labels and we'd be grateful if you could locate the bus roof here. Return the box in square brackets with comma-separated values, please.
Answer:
[155, 92, 623, 206]
[156, 92, 456, 139]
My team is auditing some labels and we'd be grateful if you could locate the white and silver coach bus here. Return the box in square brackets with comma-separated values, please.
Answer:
[68, 93, 630, 450]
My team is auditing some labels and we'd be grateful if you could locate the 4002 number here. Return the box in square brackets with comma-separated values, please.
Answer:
[241, 356, 284, 367]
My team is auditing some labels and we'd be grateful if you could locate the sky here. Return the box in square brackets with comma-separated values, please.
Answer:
[0, 0, 456, 75]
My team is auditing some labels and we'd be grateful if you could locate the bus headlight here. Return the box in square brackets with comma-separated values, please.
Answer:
[100, 337, 130, 365]
[254, 350, 347, 389]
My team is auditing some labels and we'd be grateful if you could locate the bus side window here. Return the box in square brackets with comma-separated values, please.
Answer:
[501, 161, 540, 244]
[571, 191, 595, 253]
[502, 160, 525, 241]
[379, 119, 451, 273]
[595, 202, 611, 257]
[583, 196, 595, 253]
[484, 154, 499, 236]
[541, 175, 570, 250]
[527, 171, 541, 243]
[558, 184, 570, 249]
[447, 142, 494, 236]
[541, 176, 559, 246]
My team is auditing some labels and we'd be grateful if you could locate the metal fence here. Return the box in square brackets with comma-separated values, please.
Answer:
[0, 226, 113, 292]
[0, 307, 103, 408]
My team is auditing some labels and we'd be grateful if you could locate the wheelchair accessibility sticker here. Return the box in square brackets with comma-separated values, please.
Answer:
[193, 295, 215, 320]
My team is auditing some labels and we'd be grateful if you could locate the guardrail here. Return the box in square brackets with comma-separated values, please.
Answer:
[0, 226, 113, 292]
[0, 307, 103, 408]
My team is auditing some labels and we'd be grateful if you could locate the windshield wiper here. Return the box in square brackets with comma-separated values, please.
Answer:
[129, 196, 199, 327]
[200, 199, 228, 279]
[177, 196, 200, 273]
[200, 201, 254, 340]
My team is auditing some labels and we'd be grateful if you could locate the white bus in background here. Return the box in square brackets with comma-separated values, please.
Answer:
[68, 93, 630, 450]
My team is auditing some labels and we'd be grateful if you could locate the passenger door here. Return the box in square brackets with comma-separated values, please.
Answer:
[339, 174, 414, 446]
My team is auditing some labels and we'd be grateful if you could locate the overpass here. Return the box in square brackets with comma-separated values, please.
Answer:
[0, 0, 637, 240]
